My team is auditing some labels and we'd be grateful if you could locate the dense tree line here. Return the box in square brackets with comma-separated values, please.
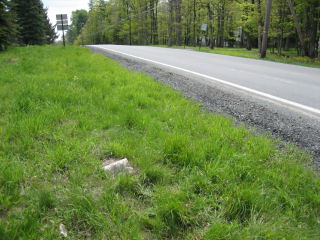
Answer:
[0, 0, 15, 50]
[0, 0, 56, 50]
[74, 0, 319, 58]
[67, 9, 88, 44]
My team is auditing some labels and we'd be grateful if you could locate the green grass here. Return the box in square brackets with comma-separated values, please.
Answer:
[154, 45, 320, 68]
[0, 45, 320, 239]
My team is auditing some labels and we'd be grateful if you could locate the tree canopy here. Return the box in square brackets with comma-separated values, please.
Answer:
[75, 0, 319, 58]
[67, 9, 88, 44]
[0, 0, 56, 50]
[0, 0, 16, 50]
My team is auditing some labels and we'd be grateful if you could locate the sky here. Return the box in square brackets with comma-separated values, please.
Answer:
[42, 0, 89, 33]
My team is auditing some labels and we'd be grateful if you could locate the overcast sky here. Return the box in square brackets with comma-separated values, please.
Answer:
[41, 0, 89, 39]
[42, 0, 89, 25]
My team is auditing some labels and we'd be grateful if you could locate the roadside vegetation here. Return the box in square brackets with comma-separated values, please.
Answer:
[155, 45, 320, 68]
[1, 46, 320, 239]
[74, 0, 319, 61]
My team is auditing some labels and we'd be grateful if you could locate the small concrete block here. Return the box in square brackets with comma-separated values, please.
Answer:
[102, 158, 132, 175]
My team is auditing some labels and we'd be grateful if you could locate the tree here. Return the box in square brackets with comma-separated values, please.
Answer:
[77, 0, 319, 60]
[168, 0, 174, 46]
[207, 2, 214, 49]
[260, 0, 272, 58]
[238, 0, 258, 50]
[175, 0, 183, 45]
[287, 0, 306, 55]
[122, 0, 132, 45]
[257, 0, 263, 52]
[287, 0, 319, 58]
[150, 0, 159, 44]
[12, 0, 56, 45]
[43, 7, 57, 44]
[67, 9, 88, 44]
[0, 0, 15, 50]
[167, 0, 183, 46]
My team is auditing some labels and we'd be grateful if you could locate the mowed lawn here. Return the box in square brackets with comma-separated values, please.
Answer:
[0, 46, 319, 239]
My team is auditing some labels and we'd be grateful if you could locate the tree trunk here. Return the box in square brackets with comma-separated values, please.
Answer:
[220, 3, 225, 47]
[150, 1, 153, 44]
[185, 0, 191, 46]
[217, 9, 221, 47]
[277, 1, 285, 56]
[278, 34, 283, 56]
[257, 0, 263, 53]
[307, 1, 319, 58]
[175, 0, 182, 45]
[207, 3, 214, 49]
[217, 2, 225, 48]
[260, 0, 272, 58]
[193, 0, 196, 46]
[287, 0, 307, 56]
[128, 5, 132, 45]
[246, 34, 252, 50]
[285, 37, 289, 51]
[168, 0, 174, 46]
[154, 1, 158, 44]
[149, 0, 158, 45]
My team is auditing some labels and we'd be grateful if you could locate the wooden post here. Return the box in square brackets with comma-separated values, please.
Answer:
[61, 14, 66, 47]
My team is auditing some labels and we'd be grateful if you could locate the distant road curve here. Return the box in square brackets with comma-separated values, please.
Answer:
[88, 45, 320, 117]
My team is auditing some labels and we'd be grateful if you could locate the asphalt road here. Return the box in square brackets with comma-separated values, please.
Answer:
[88, 45, 320, 116]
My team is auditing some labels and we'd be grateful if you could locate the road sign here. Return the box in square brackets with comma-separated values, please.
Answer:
[56, 14, 68, 47]
[57, 25, 69, 31]
[56, 14, 67, 20]
[57, 20, 68, 25]
[201, 23, 208, 31]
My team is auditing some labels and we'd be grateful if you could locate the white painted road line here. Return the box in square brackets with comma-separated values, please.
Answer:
[92, 46, 320, 117]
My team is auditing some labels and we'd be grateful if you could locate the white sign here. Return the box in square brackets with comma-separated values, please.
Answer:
[201, 23, 208, 31]
[56, 14, 68, 31]
[57, 25, 68, 31]
[56, 14, 67, 20]
[57, 20, 68, 25]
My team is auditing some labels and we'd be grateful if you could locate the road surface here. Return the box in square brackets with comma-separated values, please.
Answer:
[88, 45, 320, 117]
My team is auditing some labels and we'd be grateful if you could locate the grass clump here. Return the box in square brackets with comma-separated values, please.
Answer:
[0, 46, 319, 239]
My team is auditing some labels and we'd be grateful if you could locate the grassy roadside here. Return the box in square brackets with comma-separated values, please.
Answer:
[0, 46, 319, 239]
[154, 45, 320, 68]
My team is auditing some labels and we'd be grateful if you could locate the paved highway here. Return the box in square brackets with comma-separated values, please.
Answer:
[88, 45, 320, 115]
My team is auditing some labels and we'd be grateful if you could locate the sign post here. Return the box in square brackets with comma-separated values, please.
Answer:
[56, 14, 68, 47]
[199, 23, 208, 50]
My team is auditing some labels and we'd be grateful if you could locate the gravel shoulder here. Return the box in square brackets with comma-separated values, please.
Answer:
[87, 46, 320, 167]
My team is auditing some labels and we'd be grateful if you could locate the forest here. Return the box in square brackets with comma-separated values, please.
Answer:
[72, 0, 319, 59]
[0, 0, 56, 51]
